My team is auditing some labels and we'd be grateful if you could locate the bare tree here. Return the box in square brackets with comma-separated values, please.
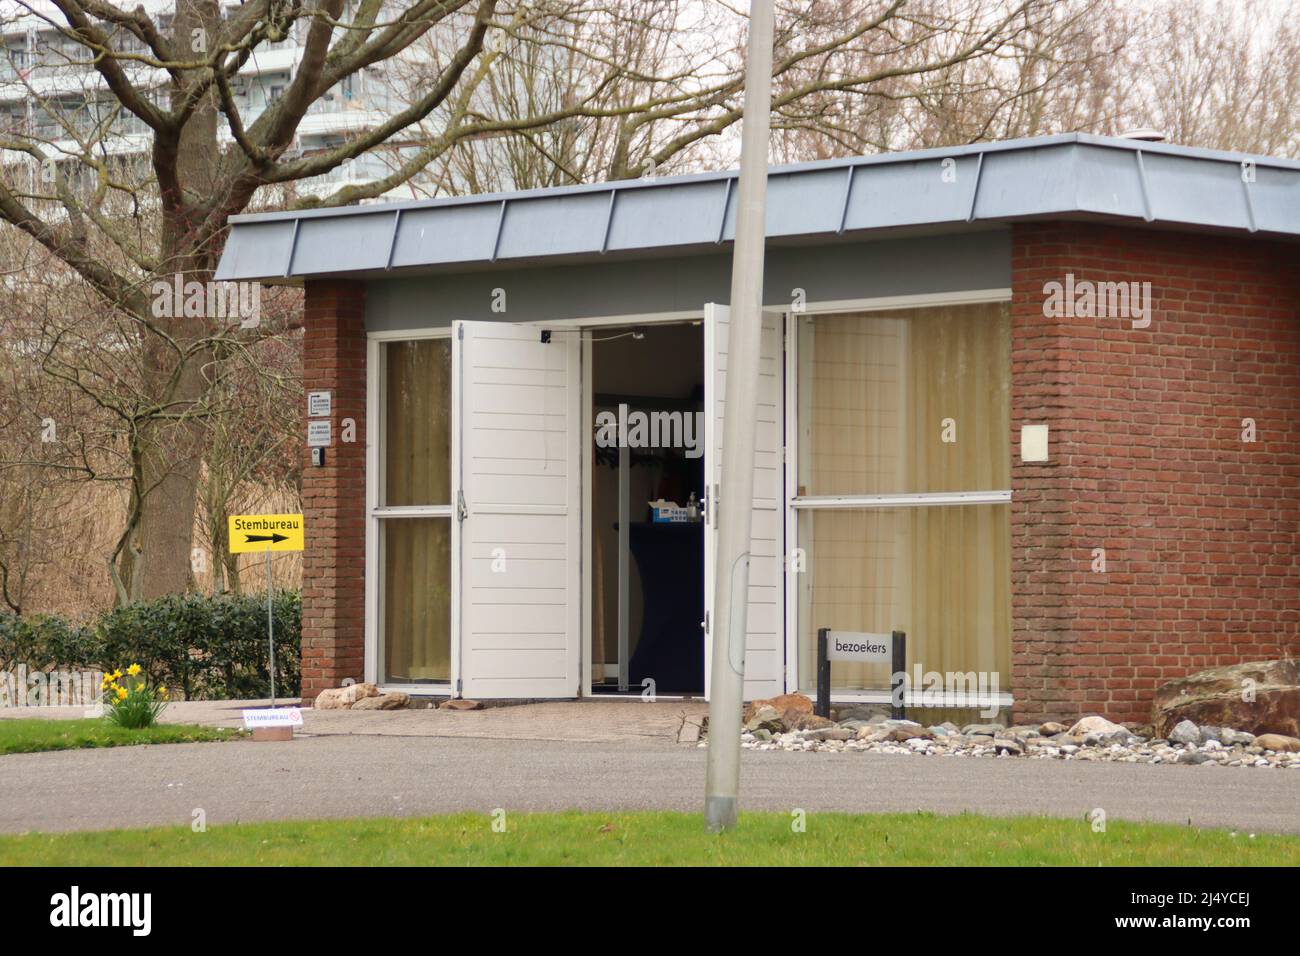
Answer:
[0, 0, 1121, 604]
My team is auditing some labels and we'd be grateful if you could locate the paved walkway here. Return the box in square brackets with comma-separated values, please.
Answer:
[2, 734, 1299, 835]
[0, 698, 709, 744]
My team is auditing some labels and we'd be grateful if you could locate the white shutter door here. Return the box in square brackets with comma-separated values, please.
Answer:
[703, 304, 784, 700]
[453, 321, 581, 698]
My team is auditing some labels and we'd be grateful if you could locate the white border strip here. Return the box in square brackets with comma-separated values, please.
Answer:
[791, 491, 1011, 510]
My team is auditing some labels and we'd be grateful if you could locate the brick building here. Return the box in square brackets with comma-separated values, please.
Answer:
[217, 134, 1300, 724]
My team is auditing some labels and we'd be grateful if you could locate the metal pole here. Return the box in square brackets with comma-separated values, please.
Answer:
[617, 433, 629, 692]
[891, 630, 906, 721]
[267, 547, 276, 708]
[815, 628, 831, 719]
[704, 0, 775, 833]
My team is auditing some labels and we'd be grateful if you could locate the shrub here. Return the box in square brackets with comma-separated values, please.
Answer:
[0, 592, 300, 700]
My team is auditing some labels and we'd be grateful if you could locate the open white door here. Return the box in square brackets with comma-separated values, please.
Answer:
[703, 304, 784, 700]
[453, 321, 581, 698]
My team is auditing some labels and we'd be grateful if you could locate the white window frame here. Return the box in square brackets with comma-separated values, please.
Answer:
[365, 327, 455, 694]
[781, 289, 1013, 701]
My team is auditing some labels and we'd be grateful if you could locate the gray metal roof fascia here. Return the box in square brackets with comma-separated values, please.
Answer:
[215, 134, 1300, 281]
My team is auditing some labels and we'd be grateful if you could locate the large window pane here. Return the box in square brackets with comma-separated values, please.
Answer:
[796, 505, 1011, 692]
[380, 517, 451, 683]
[796, 303, 1010, 496]
[384, 339, 451, 506]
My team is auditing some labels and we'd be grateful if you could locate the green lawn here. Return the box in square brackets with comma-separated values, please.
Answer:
[3, 811, 1297, 866]
[0, 718, 242, 755]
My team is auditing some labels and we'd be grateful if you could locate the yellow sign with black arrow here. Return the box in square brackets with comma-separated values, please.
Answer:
[228, 513, 305, 554]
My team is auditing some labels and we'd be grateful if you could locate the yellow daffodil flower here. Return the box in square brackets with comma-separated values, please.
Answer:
[127, 664, 141, 677]
[115, 686, 128, 700]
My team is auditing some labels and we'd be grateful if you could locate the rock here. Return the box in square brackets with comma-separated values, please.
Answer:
[831, 704, 888, 723]
[1178, 751, 1213, 765]
[313, 682, 381, 710]
[744, 693, 813, 724]
[751, 728, 771, 742]
[1122, 722, 1154, 738]
[1006, 726, 1041, 739]
[351, 692, 410, 711]
[1168, 719, 1201, 745]
[438, 698, 483, 710]
[1038, 721, 1066, 736]
[992, 737, 1024, 755]
[743, 705, 783, 733]
[961, 722, 1005, 736]
[1253, 733, 1300, 753]
[1153, 659, 1300, 739]
[883, 722, 933, 742]
[805, 727, 853, 742]
[881, 718, 924, 731]
[784, 711, 835, 732]
[1220, 728, 1256, 746]
[1066, 715, 1125, 737]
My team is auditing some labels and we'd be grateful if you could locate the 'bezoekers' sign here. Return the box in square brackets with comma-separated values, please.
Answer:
[826, 631, 891, 663]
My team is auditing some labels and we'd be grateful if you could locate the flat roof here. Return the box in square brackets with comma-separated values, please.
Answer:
[215, 133, 1300, 282]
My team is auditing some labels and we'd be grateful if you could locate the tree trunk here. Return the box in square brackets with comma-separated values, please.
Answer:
[114, 0, 225, 605]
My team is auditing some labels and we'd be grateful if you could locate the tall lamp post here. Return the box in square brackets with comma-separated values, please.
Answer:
[704, 0, 775, 833]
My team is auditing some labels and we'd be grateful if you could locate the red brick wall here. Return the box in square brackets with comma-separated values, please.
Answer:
[1011, 222, 1300, 725]
[300, 280, 367, 702]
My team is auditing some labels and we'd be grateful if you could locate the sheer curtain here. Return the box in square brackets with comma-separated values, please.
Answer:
[797, 303, 1011, 690]
[380, 339, 453, 683]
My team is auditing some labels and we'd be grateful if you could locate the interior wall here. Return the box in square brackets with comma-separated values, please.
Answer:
[591, 324, 704, 677]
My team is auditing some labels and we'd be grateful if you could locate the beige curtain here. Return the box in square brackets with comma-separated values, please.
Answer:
[382, 518, 452, 682]
[384, 339, 451, 507]
[380, 339, 453, 683]
[798, 304, 1011, 690]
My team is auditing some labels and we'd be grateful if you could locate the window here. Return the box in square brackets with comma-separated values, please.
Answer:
[374, 337, 453, 684]
[792, 302, 1012, 692]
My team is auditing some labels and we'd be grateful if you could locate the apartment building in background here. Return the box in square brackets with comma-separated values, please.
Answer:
[0, 0, 406, 203]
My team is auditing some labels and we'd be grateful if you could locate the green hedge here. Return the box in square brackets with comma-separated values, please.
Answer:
[0, 592, 300, 700]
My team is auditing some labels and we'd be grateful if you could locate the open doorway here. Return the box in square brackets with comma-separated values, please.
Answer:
[589, 322, 706, 696]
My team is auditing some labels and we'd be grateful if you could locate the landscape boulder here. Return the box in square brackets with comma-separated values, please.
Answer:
[1253, 733, 1300, 753]
[313, 682, 381, 710]
[1066, 715, 1125, 737]
[744, 693, 814, 724]
[743, 705, 784, 734]
[438, 698, 483, 711]
[784, 711, 835, 732]
[1168, 719, 1201, 745]
[351, 692, 411, 711]
[1153, 659, 1300, 738]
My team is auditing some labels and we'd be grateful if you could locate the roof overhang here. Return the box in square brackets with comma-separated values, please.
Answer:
[216, 133, 1300, 284]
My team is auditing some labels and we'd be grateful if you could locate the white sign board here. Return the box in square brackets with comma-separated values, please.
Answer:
[307, 421, 332, 447]
[826, 631, 892, 663]
[242, 707, 303, 729]
[308, 390, 332, 418]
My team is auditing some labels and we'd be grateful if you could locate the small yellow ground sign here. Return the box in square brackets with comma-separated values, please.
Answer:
[228, 513, 305, 553]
